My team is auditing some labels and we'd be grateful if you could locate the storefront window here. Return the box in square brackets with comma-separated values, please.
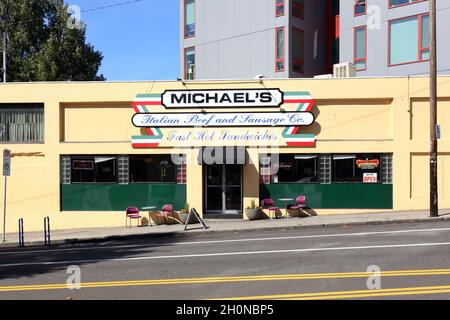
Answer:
[333, 154, 381, 183]
[71, 156, 117, 183]
[129, 155, 177, 183]
[272, 154, 318, 183]
[261, 154, 386, 184]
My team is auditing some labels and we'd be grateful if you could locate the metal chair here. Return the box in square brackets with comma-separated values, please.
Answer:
[287, 196, 307, 215]
[155, 204, 174, 224]
[261, 199, 279, 219]
[126, 206, 142, 228]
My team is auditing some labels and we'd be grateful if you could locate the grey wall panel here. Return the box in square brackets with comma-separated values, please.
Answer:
[234, 0, 252, 36]
[202, 42, 219, 79]
[218, 38, 235, 79]
[340, 0, 450, 77]
[250, 0, 270, 33]
[219, 0, 235, 40]
[204, 0, 219, 43]
[234, 35, 252, 78]
[181, 0, 329, 79]
[250, 31, 270, 77]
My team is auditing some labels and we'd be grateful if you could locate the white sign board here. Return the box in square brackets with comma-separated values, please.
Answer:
[161, 89, 284, 108]
[132, 112, 314, 128]
[363, 173, 378, 183]
[2, 149, 11, 177]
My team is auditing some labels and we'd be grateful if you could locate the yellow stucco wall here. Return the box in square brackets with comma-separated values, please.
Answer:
[0, 77, 449, 233]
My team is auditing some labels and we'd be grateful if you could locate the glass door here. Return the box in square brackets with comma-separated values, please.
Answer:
[205, 165, 223, 213]
[205, 164, 242, 215]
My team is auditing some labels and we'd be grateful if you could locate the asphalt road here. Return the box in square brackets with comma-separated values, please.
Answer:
[1, 221, 450, 300]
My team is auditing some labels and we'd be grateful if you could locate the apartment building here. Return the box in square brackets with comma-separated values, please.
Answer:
[179, 0, 340, 80]
[340, 0, 450, 77]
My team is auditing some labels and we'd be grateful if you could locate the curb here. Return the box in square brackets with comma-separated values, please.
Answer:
[1, 216, 450, 249]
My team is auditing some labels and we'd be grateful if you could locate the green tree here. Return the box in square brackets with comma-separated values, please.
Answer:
[0, 0, 105, 81]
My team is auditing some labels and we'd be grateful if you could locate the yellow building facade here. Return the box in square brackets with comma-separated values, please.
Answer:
[0, 76, 449, 233]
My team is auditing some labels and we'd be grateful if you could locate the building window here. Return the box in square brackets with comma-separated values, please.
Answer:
[184, 46, 195, 80]
[275, 27, 285, 72]
[184, 0, 195, 38]
[389, 14, 429, 66]
[354, 0, 366, 15]
[261, 154, 390, 185]
[293, 0, 304, 20]
[292, 27, 304, 74]
[354, 26, 366, 70]
[0, 104, 44, 143]
[332, 154, 381, 183]
[275, 0, 285, 17]
[389, 0, 427, 8]
[129, 155, 178, 183]
[71, 156, 117, 183]
[263, 154, 319, 184]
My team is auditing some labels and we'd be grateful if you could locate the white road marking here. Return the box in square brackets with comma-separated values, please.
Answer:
[2, 226, 450, 256]
[1, 241, 450, 268]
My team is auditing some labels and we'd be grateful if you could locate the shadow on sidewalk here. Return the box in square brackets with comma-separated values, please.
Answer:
[0, 232, 186, 281]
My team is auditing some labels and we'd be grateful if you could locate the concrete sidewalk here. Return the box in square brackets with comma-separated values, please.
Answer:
[1, 209, 450, 248]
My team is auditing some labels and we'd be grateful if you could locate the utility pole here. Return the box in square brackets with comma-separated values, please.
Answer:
[1, 31, 6, 83]
[430, 0, 438, 217]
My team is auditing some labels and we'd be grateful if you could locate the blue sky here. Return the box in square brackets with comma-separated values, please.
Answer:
[71, 0, 180, 81]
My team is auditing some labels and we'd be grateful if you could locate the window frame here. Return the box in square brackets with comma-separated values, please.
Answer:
[129, 154, 179, 184]
[332, 154, 382, 184]
[260, 153, 389, 185]
[292, 0, 304, 20]
[292, 27, 305, 74]
[261, 154, 320, 184]
[389, 0, 428, 9]
[184, 46, 196, 80]
[354, 25, 367, 71]
[70, 156, 118, 184]
[184, 0, 195, 39]
[388, 13, 430, 67]
[275, 0, 285, 17]
[0, 104, 45, 144]
[275, 27, 285, 72]
[354, 0, 366, 16]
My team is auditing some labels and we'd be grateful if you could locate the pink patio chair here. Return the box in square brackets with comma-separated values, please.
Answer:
[287, 196, 308, 216]
[287, 196, 307, 209]
[261, 199, 279, 219]
[155, 204, 174, 225]
[126, 206, 142, 228]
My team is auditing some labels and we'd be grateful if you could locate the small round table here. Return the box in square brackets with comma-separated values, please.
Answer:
[141, 206, 157, 226]
[278, 198, 294, 218]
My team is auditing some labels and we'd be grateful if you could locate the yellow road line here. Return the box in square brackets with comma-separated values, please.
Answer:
[1, 268, 450, 293]
[218, 285, 450, 300]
